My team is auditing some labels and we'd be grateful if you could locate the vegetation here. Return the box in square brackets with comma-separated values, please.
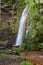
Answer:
[13, 44, 26, 52]
[0, 0, 43, 51]
[23, 0, 43, 51]
[0, 0, 43, 65]
[21, 61, 33, 65]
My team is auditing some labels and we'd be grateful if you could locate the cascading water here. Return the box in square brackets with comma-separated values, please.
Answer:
[15, 7, 28, 46]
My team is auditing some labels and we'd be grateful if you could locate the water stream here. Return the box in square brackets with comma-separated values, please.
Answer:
[15, 7, 28, 46]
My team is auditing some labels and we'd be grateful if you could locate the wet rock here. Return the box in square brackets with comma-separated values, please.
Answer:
[0, 41, 8, 49]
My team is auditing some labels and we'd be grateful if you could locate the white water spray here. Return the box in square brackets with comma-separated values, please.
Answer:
[15, 7, 28, 46]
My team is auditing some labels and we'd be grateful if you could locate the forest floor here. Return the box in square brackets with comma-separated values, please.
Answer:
[20, 51, 43, 65]
[0, 50, 43, 65]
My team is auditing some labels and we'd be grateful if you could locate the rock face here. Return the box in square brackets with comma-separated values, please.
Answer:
[1, 0, 25, 47]
[0, 55, 23, 65]
[0, 40, 13, 49]
[0, 41, 8, 49]
[1, 9, 18, 47]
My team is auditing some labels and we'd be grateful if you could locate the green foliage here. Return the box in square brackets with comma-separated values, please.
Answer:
[17, 44, 25, 52]
[26, 43, 34, 51]
[13, 47, 17, 52]
[1, 0, 25, 9]
[39, 43, 43, 49]
[1, 0, 43, 51]
[13, 44, 26, 52]
[21, 61, 33, 65]
[23, 0, 43, 51]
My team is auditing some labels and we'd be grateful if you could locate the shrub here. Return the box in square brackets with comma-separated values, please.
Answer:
[13, 44, 26, 53]
[26, 43, 34, 51]
[17, 44, 26, 52]
[39, 43, 43, 49]
[21, 61, 33, 65]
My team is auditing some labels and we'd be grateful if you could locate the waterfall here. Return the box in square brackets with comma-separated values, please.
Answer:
[15, 7, 28, 46]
